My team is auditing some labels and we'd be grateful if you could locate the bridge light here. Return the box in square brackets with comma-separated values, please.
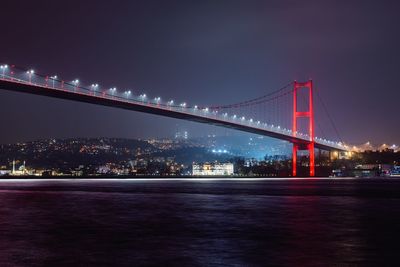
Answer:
[233, 115, 237, 119]
[0, 64, 8, 78]
[140, 94, 147, 101]
[26, 69, 35, 83]
[50, 75, 58, 88]
[194, 105, 198, 109]
[71, 79, 79, 92]
[108, 87, 117, 97]
[124, 91, 131, 100]
[91, 84, 99, 95]
[249, 118, 253, 122]
[168, 100, 174, 105]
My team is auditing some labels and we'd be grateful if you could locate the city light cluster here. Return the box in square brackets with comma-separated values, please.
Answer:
[350, 142, 399, 153]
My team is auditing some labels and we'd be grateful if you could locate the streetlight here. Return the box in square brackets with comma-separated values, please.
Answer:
[180, 103, 187, 111]
[50, 75, 57, 88]
[72, 79, 79, 92]
[109, 87, 117, 98]
[124, 90, 131, 99]
[0, 64, 8, 78]
[154, 97, 161, 105]
[139, 94, 147, 102]
[91, 83, 98, 96]
[26, 69, 34, 83]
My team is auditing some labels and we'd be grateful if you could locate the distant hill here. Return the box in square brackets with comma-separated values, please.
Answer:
[0, 138, 155, 170]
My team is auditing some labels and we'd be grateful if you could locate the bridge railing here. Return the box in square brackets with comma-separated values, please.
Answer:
[0, 64, 347, 150]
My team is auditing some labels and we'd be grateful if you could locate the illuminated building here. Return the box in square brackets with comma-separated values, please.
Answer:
[175, 131, 188, 139]
[192, 162, 234, 176]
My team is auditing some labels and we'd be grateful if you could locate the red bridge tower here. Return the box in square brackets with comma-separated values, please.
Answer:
[292, 80, 315, 177]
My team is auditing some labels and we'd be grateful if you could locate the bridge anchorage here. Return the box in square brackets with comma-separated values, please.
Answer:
[0, 64, 349, 177]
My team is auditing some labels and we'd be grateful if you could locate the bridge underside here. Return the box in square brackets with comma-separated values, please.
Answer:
[0, 79, 344, 152]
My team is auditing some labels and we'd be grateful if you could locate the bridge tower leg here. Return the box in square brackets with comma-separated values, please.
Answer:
[292, 80, 315, 177]
[292, 144, 298, 177]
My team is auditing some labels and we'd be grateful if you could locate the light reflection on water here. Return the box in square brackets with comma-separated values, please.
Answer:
[0, 178, 399, 266]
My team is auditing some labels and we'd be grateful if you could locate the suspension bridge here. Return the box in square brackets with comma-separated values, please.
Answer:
[0, 64, 349, 176]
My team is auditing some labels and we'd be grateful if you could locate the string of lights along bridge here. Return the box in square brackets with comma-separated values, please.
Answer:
[0, 63, 377, 177]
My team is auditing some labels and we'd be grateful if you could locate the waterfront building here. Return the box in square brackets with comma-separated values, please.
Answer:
[192, 162, 234, 176]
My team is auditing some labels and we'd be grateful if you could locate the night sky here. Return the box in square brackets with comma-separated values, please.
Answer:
[1, 0, 399, 145]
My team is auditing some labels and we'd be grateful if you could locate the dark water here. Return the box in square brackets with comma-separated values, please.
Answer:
[0, 178, 400, 266]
